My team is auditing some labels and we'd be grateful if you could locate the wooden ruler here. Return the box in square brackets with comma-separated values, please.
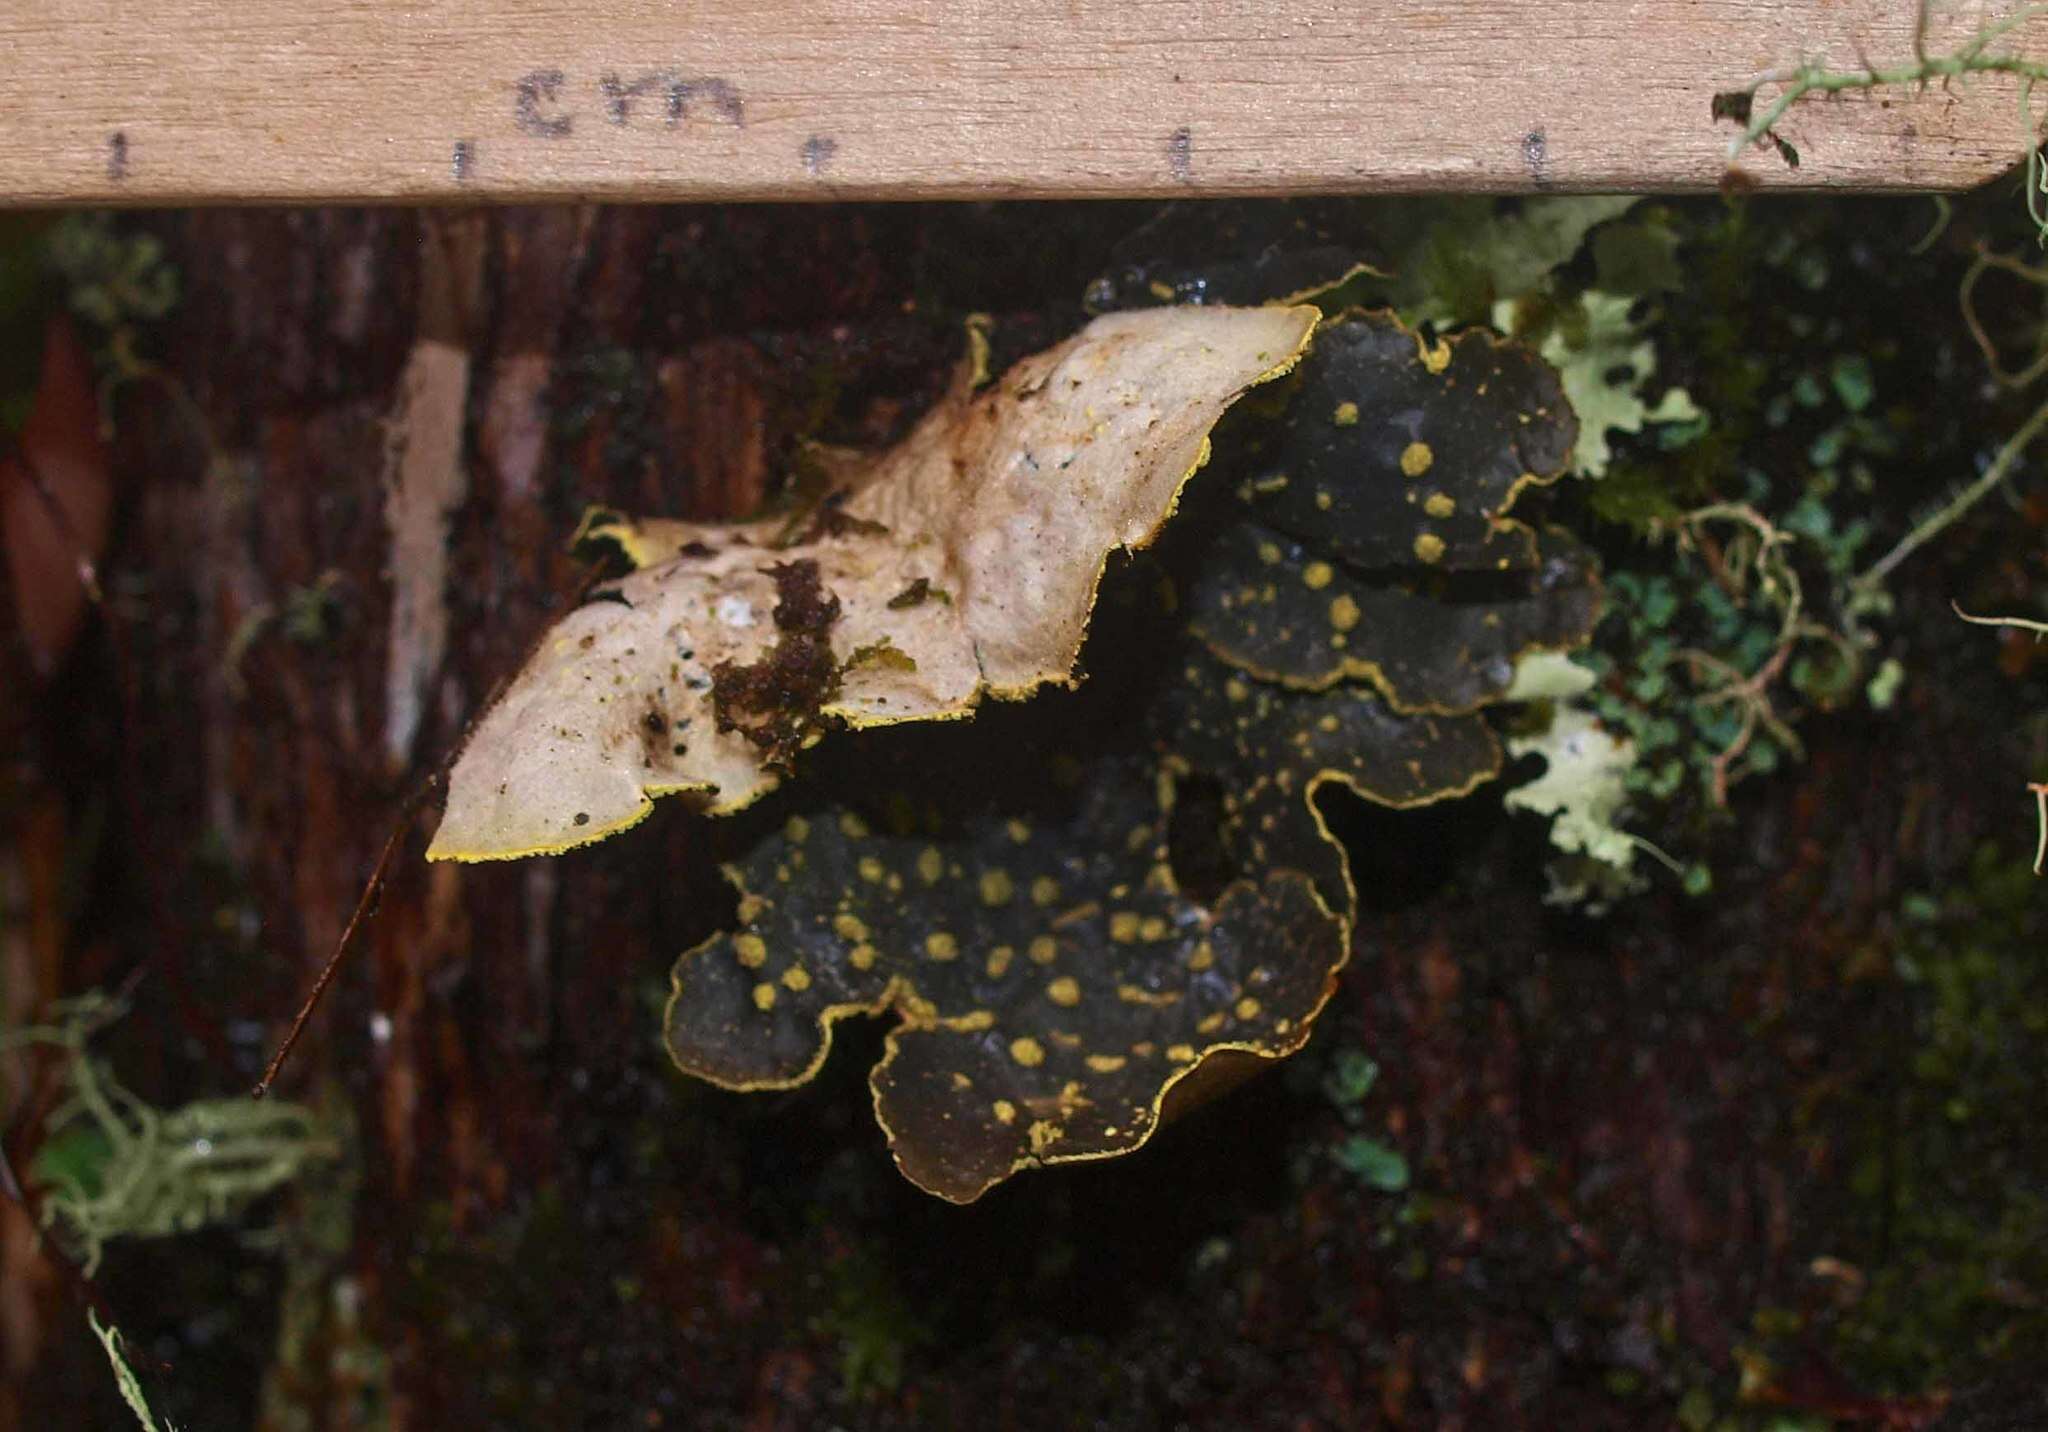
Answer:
[1, 1, 2042, 204]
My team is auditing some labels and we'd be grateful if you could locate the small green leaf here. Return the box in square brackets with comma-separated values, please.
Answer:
[1331, 1135, 1410, 1192]
[1322, 1049, 1380, 1109]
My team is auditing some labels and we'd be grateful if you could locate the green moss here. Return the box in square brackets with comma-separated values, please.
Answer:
[47, 214, 179, 331]
[258, 1101, 390, 1432]
[816, 1247, 930, 1400]
[4, 994, 338, 1277]
[1825, 845, 2048, 1388]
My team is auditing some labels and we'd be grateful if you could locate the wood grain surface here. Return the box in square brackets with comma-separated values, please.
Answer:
[1, 1, 2045, 205]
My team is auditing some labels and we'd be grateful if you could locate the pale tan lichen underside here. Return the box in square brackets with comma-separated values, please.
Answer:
[428, 305, 1319, 862]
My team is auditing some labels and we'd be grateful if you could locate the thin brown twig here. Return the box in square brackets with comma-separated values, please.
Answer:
[1853, 383, 2048, 598]
[1952, 600, 2048, 637]
[2030, 783, 2048, 875]
[1676, 640, 1804, 807]
[251, 774, 437, 1099]
[1951, 604, 2048, 875]
[249, 561, 613, 1097]
[1958, 246, 2048, 390]
[1657, 502, 1847, 807]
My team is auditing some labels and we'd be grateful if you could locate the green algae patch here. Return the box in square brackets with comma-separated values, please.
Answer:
[429, 303, 1319, 862]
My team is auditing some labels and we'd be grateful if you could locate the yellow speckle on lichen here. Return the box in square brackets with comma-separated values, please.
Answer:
[1188, 941, 1215, 971]
[979, 869, 1015, 907]
[833, 913, 869, 942]
[1138, 915, 1169, 942]
[1400, 441, 1434, 477]
[1302, 561, 1334, 590]
[1413, 532, 1446, 564]
[916, 847, 945, 884]
[1010, 1037, 1046, 1067]
[849, 943, 878, 971]
[837, 811, 870, 839]
[1028, 1120, 1061, 1153]
[986, 945, 1015, 978]
[1422, 338, 1452, 373]
[1424, 492, 1456, 518]
[1197, 1010, 1227, 1034]
[925, 931, 960, 961]
[993, 1099, 1017, 1124]
[1257, 540, 1283, 564]
[1329, 594, 1360, 633]
[950, 1009, 995, 1031]
[784, 815, 810, 843]
[734, 934, 768, 969]
[781, 965, 812, 992]
[1225, 677, 1250, 703]
[752, 982, 777, 1011]
[1109, 911, 1142, 943]
[1235, 996, 1262, 1020]
[1047, 976, 1081, 1007]
[1332, 401, 1360, 426]
[1005, 819, 1031, 844]
[1166, 1043, 1197, 1063]
[1030, 876, 1061, 907]
[1028, 935, 1058, 964]
[1085, 1053, 1127, 1073]
[858, 856, 885, 884]
[1315, 489, 1333, 510]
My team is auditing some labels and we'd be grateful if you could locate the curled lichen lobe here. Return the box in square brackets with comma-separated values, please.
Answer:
[710, 559, 844, 771]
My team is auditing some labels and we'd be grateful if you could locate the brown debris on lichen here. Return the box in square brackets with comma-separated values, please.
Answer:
[885, 576, 948, 611]
[708, 560, 843, 772]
